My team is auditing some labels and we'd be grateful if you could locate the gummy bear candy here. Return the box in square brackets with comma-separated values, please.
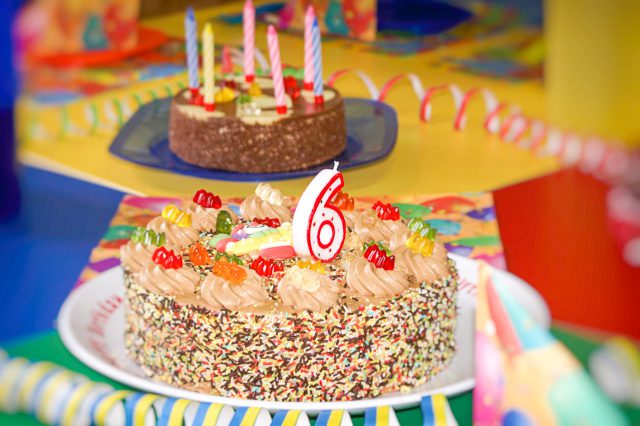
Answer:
[250, 256, 284, 278]
[372, 201, 400, 221]
[193, 189, 222, 209]
[189, 243, 211, 266]
[248, 82, 262, 97]
[215, 252, 244, 266]
[253, 217, 281, 228]
[363, 241, 395, 271]
[152, 247, 183, 269]
[215, 87, 235, 103]
[332, 191, 355, 211]
[296, 259, 327, 274]
[405, 221, 438, 257]
[162, 205, 192, 228]
[216, 210, 234, 234]
[130, 227, 166, 246]
[212, 258, 247, 284]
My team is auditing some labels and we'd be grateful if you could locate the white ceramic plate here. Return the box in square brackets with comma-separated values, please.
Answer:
[57, 254, 549, 414]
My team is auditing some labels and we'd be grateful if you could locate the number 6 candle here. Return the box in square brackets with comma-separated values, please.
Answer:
[292, 162, 346, 261]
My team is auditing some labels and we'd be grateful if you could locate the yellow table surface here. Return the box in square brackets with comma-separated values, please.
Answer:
[17, 2, 560, 198]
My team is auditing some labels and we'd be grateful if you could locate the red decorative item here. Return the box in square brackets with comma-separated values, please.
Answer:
[372, 201, 400, 221]
[250, 256, 284, 277]
[363, 243, 395, 270]
[189, 243, 211, 266]
[284, 76, 298, 89]
[253, 217, 281, 228]
[193, 189, 222, 209]
[332, 191, 355, 211]
[152, 247, 183, 269]
[224, 80, 237, 89]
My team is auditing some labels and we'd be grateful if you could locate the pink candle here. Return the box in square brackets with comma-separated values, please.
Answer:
[267, 25, 287, 114]
[222, 45, 233, 75]
[303, 6, 315, 90]
[243, 0, 255, 82]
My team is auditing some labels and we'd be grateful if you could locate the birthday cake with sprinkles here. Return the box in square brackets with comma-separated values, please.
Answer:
[121, 170, 458, 402]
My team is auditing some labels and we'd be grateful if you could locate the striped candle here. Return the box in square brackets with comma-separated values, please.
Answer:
[267, 25, 287, 114]
[185, 7, 199, 93]
[311, 18, 324, 105]
[202, 23, 215, 111]
[243, 0, 255, 82]
[303, 6, 315, 90]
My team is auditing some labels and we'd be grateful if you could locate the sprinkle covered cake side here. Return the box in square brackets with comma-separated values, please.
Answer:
[121, 182, 458, 402]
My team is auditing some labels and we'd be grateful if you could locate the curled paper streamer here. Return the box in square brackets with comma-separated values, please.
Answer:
[229, 406, 272, 426]
[190, 401, 235, 426]
[364, 406, 400, 426]
[90, 389, 134, 425]
[0, 357, 31, 413]
[316, 409, 354, 426]
[328, 69, 633, 183]
[272, 409, 311, 426]
[61, 382, 117, 426]
[421, 394, 458, 425]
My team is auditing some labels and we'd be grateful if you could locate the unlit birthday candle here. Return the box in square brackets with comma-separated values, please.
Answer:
[222, 45, 233, 75]
[292, 162, 346, 261]
[267, 25, 287, 114]
[243, 0, 255, 82]
[311, 18, 324, 105]
[202, 23, 215, 111]
[303, 5, 315, 90]
[185, 7, 199, 95]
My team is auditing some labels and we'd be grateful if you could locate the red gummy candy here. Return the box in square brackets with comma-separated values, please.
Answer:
[193, 189, 222, 209]
[252, 217, 281, 228]
[250, 256, 284, 278]
[363, 243, 395, 271]
[284, 76, 298, 89]
[372, 201, 400, 221]
[152, 247, 183, 269]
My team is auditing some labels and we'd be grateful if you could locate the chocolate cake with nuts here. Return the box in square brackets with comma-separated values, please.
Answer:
[121, 183, 458, 402]
[168, 77, 347, 173]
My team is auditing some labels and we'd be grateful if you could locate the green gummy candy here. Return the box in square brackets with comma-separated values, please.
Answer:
[216, 211, 233, 234]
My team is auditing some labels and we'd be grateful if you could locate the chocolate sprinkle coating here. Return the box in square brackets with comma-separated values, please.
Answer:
[124, 261, 458, 402]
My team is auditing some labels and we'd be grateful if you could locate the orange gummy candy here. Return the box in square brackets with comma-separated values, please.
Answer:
[189, 243, 211, 266]
[333, 191, 355, 211]
[212, 258, 247, 284]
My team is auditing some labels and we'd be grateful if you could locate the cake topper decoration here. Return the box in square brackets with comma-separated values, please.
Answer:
[406, 218, 438, 256]
[292, 162, 346, 262]
[215, 211, 234, 234]
[363, 241, 395, 270]
[372, 201, 400, 221]
[252, 217, 281, 228]
[184, 7, 199, 97]
[303, 5, 315, 91]
[193, 189, 222, 209]
[162, 205, 192, 228]
[202, 23, 216, 111]
[189, 243, 211, 266]
[130, 227, 166, 246]
[250, 256, 284, 277]
[332, 191, 355, 211]
[212, 258, 247, 284]
[243, 0, 255, 83]
[267, 25, 287, 115]
[297, 259, 327, 274]
[152, 247, 183, 269]
[311, 18, 324, 106]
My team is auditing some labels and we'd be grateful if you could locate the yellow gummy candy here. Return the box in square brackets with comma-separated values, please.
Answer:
[296, 260, 326, 274]
[405, 232, 435, 257]
[215, 87, 235, 103]
[162, 205, 192, 228]
[247, 82, 262, 97]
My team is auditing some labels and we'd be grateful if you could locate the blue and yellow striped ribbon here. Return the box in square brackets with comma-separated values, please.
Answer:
[157, 397, 191, 426]
[192, 402, 234, 425]
[364, 406, 399, 426]
[60, 382, 112, 426]
[16, 362, 60, 411]
[229, 406, 270, 426]
[91, 389, 134, 425]
[421, 394, 456, 426]
[271, 409, 310, 426]
[124, 392, 163, 426]
[0, 357, 30, 412]
[32, 369, 76, 420]
[316, 409, 352, 426]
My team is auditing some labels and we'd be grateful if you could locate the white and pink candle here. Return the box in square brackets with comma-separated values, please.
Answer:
[303, 5, 315, 91]
[292, 162, 346, 261]
[243, 0, 255, 82]
[267, 25, 287, 114]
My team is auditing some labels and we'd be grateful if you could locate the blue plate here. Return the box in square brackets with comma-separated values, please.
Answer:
[109, 98, 398, 182]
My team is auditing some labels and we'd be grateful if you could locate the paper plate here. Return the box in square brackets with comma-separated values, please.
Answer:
[57, 254, 549, 414]
[108, 98, 398, 182]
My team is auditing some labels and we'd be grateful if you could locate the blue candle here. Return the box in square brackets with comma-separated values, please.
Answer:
[185, 7, 199, 91]
[311, 19, 324, 103]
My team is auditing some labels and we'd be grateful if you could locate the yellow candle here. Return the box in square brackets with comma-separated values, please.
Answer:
[202, 23, 215, 110]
